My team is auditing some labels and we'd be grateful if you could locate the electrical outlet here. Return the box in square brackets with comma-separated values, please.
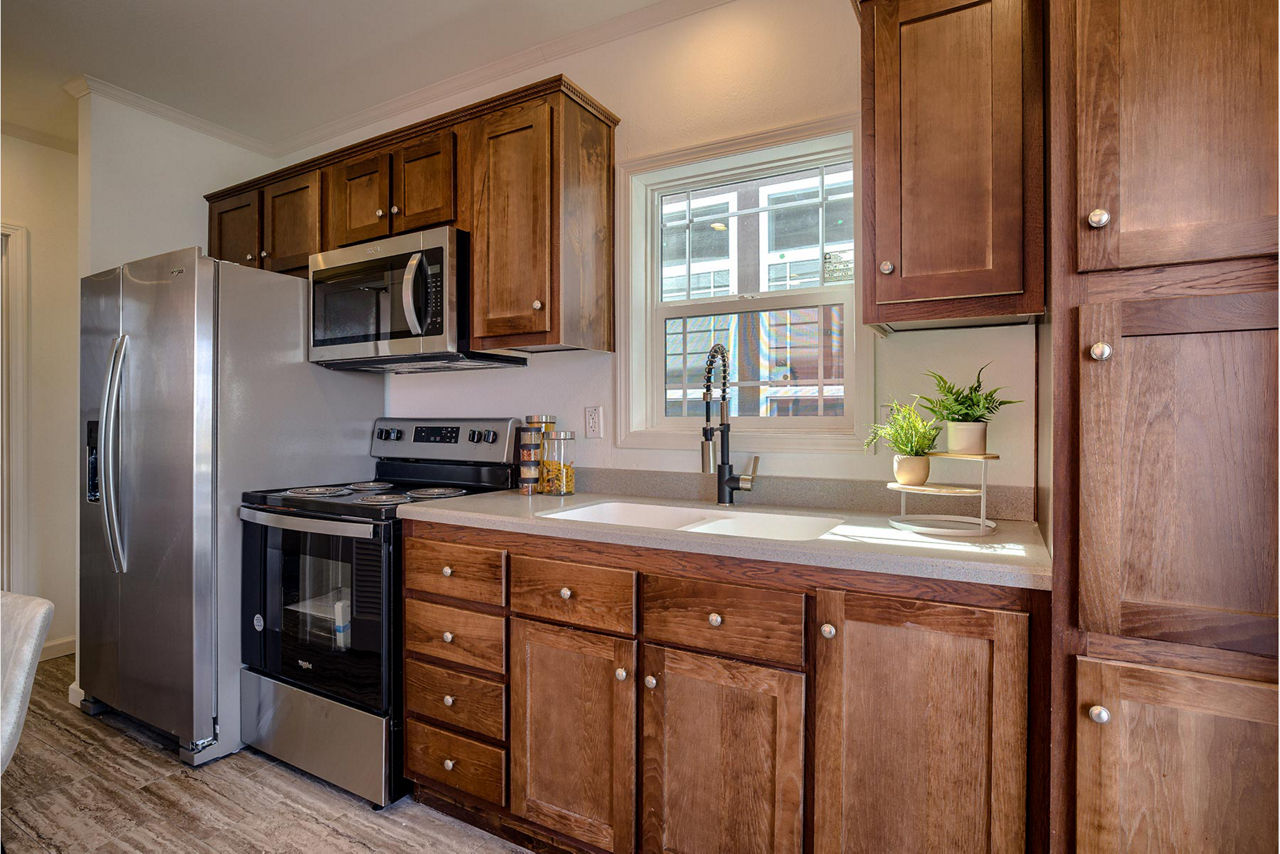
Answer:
[584, 405, 603, 439]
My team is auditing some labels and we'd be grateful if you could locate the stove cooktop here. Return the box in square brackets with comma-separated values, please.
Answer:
[244, 481, 483, 521]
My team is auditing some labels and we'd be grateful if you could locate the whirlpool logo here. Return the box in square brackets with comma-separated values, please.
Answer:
[298, 660, 313, 670]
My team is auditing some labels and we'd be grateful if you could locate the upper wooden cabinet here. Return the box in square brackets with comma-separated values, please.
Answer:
[1075, 657, 1278, 851]
[863, 0, 1043, 329]
[329, 153, 391, 246]
[393, 131, 456, 234]
[813, 590, 1028, 853]
[1078, 291, 1279, 656]
[1076, 0, 1278, 272]
[641, 644, 805, 853]
[262, 170, 323, 272]
[208, 188, 260, 266]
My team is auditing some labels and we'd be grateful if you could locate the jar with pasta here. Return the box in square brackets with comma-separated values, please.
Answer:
[539, 431, 576, 496]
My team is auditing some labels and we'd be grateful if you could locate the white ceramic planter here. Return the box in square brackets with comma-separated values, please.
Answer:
[892, 455, 930, 486]
[947, 422, 988, 455]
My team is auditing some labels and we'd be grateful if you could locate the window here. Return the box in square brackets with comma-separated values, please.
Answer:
[620, 128, 872, 449]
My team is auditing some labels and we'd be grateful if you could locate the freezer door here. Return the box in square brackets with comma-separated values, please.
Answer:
[79, 266, 123, 710]
[115, 248, 216, 748]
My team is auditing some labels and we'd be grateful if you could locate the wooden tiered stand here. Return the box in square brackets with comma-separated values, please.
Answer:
[887, 452, 998, 536]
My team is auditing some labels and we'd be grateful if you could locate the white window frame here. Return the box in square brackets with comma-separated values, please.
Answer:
[615, 116, 874, 453]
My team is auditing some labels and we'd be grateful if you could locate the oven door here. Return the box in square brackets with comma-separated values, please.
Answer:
[240, 508, 393, 714]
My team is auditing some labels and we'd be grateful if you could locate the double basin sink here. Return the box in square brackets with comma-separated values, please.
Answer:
[537, 500, 843, 542]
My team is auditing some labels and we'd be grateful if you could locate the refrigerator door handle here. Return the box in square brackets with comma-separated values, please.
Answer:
[100, 334, 128, 574]
[401, 252, 424, 336]
[239, 507, 376, 540]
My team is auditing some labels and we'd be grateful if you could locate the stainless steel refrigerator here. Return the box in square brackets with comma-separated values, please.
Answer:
[79, 247, 383, 765]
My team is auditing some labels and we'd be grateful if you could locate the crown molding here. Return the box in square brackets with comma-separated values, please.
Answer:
[61, 74, 276, 155]
[1, 121, 77, 154]
[59, 0, 734, 160]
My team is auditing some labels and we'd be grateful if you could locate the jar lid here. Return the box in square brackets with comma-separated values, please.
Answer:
[545, 431, 575, 439]
[525, 415, 556, 423]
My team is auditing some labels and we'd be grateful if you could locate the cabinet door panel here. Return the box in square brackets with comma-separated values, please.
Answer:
[471, 101, 553, 340]
[262, 171, 322, 272]
[1076, 657, 1278, 851]
[510, 620, 634, 853]
[393, 131, 456, 233]
[1077, 0, 1278, 271]
[874, 0, 1023, 303]
[208, 189, 260, 266]
[330, 154, 391, 246]
[641, 645, 804, 854]
[813, 590, 1027, 853]
[1079, 293, 1279, 654]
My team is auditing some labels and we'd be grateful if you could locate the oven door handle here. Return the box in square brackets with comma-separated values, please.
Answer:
[239, 507, 376, 540]
[401, 251, 425, 336]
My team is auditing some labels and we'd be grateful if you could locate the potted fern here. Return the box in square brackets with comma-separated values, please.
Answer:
[863, 399, 941, 486]
[918, 364, 1020, 455]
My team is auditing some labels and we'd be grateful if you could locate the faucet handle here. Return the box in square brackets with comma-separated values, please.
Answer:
[739, 455, 760, 491]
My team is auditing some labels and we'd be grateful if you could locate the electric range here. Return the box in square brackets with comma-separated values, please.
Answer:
[238, 417, 519, 806]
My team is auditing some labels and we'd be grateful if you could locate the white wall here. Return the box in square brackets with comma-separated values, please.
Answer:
[1, 133, 80, 653]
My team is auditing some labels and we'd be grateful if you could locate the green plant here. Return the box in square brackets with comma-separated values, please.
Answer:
[918, 364, 1021, 423]
[863, 399, 941, 456]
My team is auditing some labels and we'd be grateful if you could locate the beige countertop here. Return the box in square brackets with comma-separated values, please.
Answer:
[398, 491, 1051, 591]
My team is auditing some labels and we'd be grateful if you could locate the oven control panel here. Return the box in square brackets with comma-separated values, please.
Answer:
[370, 417, 519, 463]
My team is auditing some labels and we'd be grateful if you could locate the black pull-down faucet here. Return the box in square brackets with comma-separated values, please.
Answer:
[701, 344, 760, 506]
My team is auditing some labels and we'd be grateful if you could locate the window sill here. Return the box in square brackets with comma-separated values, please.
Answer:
[617, 426, 870, 454]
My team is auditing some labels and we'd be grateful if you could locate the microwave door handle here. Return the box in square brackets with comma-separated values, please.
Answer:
[401, 252, 425, 336]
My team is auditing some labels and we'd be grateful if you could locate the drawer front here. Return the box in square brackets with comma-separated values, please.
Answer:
[406, 719, 506, 805]
[405, 599, 506, 673]
[642, 576, 805, 667]
[405, 538, 505, 606]
[509, 555, 636, 635]
[405, 659, 505, 741]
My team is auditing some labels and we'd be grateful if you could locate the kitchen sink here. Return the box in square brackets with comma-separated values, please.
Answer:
[537, 501, 843, 542]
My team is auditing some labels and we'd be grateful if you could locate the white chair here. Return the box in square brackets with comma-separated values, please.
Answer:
[1, 591, 54, 773]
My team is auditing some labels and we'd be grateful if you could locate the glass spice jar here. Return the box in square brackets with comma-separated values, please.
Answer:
[539, 431, 576, 496]
[516, 427, 543, 495]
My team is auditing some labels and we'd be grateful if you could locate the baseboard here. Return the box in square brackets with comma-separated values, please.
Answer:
[40, 635, 75, 661]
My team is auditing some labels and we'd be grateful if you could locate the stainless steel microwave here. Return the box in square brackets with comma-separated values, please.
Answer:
[307, 227, 525, 372]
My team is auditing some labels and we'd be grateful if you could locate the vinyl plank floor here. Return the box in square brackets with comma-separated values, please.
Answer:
[2, 656, 528, 853]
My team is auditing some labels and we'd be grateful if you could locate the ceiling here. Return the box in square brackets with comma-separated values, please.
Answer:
[2, 0, 719, 153]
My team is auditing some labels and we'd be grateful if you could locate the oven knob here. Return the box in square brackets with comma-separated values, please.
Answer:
[468, 430, 481, 443]
[375, 428, 389, 441]
[482, 430, 498, 444]
[389, 428, 403, 441]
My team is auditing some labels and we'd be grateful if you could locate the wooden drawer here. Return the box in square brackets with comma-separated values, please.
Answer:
[405, 659, 505, 741]
[509, 555, 636, 635]
[406, 718, 506, 806]
[405, 599, 505, 674]
[642, 576, 805, 667]
[405, 538, 505, 606]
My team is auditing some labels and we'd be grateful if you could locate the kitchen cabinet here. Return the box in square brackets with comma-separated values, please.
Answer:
[328, 131, 457, 247]
[1078, 291, 1279, 655]
[261, 170, 323, 273]
[813, 590, 1028, 853]
[328, 153, 391, 246]
[1076, 0, 1278, 272]
[207, 188, 260, 266]
[862, 0, 1043, 328]
[641, 644, 805, 854]
[1075, 657, 1278, 851]
[509, 619, 635, 853]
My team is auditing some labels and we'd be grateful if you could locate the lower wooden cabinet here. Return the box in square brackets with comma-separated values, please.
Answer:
[813, 590, 1028, 853]
[1075, 657, 1278, 852]
[406, 718, 506, 805]
[640, 645, 805, 854]
[509, 619, 636, 853]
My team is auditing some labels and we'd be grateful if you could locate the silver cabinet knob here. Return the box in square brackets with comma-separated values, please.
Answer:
[375, 208, 384, 218]
[615, 668, 627, 681]
[390, 205, 400, 215]
[1088, 705, 1111, 725]
[644, 675, 657, 689]
[443, 695, 455, 707]
[820, 623, 837, 639]
[442, 759, 456, 771]
[1089, 342, 1113, 362]
[879, 260, 895, 274]
[245, 253, 254, 262]
[442, 631, 454, 643]
[1087, 208, 1111, 228]
[560, 587, 572, 600]
[532, 299, 543, 310]
[260, 250, 269, 258]
[441, 566, 453, 577]
[708, 612, 723, 628]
